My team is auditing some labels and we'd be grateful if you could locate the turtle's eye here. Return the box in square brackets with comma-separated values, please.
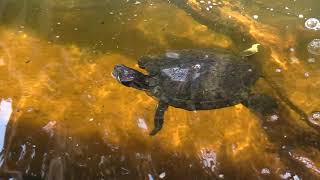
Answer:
[114, 65, 136, 83]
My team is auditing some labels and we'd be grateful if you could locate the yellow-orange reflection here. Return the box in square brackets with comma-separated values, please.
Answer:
[135, 2, 232, 48]
[0, 26, 284, 171]
[0, 0, 319, 178]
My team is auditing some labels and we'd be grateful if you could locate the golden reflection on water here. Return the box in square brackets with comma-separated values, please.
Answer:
[0, 27, 280, 177]
[0, 0, 319, 179]
[135, 2, 232, 48]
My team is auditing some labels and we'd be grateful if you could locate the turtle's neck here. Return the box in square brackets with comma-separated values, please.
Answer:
[131, 72, 149, 91]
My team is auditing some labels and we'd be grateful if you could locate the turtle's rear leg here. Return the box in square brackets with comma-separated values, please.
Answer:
[149, 101, 168, 136]
[242, 93, 278, 117]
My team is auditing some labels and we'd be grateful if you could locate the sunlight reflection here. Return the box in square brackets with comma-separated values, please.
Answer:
[0, 98, 12, 151]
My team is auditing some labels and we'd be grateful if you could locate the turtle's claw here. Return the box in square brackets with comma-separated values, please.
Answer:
[149, 101, 167, 136]
[149, 127, 161, 136]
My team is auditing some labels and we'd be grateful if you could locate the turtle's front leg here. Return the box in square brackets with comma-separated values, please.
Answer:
[149, 101, 168, 136]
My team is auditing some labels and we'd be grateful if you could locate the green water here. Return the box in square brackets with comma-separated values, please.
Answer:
[0, 0, 319, 179]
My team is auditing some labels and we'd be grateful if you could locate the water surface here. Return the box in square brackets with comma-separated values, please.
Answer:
[0, 0, 320, 179]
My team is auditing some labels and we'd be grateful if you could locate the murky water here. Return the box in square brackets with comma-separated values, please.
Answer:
[0, 0, 319, 179]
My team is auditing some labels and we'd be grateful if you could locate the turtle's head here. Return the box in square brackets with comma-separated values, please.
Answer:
[112, 64, 148, 90]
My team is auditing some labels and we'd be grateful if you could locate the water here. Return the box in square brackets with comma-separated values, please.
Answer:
[308, 39, 320, 55]
[0, 0, 319, 179]
[305, 18, 320, 30]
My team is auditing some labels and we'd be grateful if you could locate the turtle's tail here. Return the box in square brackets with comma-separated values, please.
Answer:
[261, 76, 320, 131]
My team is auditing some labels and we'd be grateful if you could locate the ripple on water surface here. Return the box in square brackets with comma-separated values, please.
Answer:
[305, 18, 320, 30]
[307, 39, 320, 55]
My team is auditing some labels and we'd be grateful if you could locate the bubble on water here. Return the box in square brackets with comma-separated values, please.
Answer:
[309, 111, 320, 126]
[298, 14, 304, 18]
[304, 72, 310, 77]
[261, 168, 270, 174]
[307, 39, 320, 55]
[290, 56, 299, 64]
[275, 68, 282, 73]
[253, 15, 259, 19]
[307, 58, 316, 63]
[159, 172, 166, 179]
[268, 114, 279, 122]
[305, 18, 319, 30]
[280, 172, 291, 179]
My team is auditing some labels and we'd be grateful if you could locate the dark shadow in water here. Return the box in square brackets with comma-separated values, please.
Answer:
[0, 114, 214, 179]
[169, 0, 256, 49]
[0, 92, 320, 179]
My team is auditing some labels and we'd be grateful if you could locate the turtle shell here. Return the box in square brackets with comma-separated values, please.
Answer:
[139, 49, 260, 110]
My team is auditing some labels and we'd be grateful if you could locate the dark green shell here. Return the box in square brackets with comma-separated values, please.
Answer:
[139, 49, 260, 110]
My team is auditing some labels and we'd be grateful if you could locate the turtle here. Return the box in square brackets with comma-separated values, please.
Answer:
[112, 48, 278, 136]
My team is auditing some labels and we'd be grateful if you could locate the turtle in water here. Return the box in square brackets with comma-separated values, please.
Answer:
[112, 48, 278, 135]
